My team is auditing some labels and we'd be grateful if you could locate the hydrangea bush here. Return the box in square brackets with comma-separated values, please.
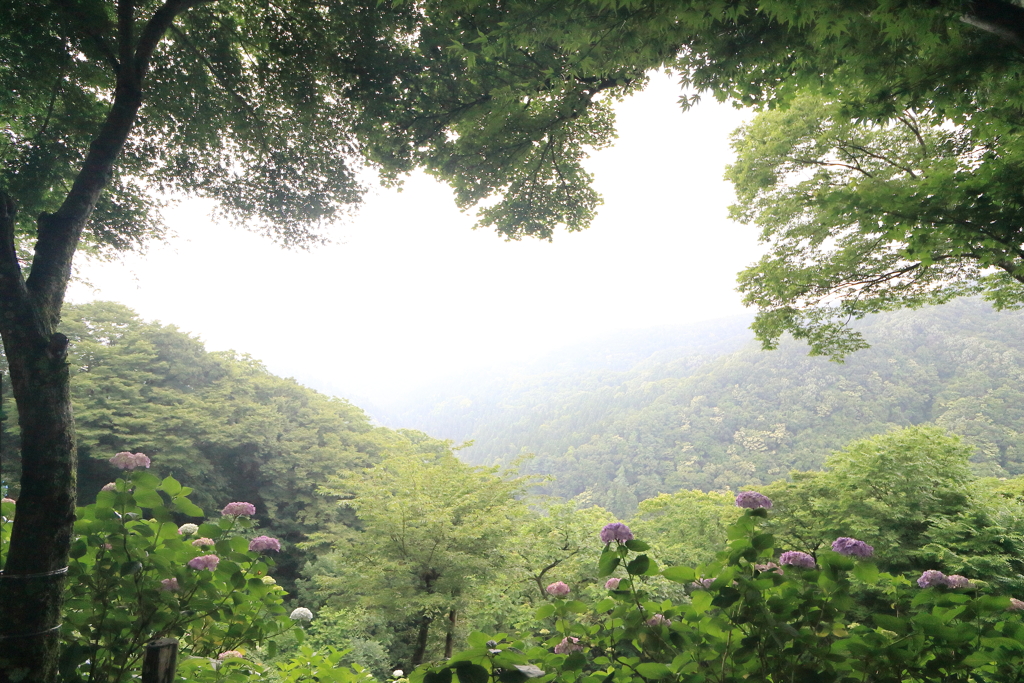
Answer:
[416, 497, 1024, 683]
[0, 455, 311, 683]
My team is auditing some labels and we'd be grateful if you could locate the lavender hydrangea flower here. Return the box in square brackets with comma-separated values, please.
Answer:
[1009, 598, 1024, 611]
[221, 501, 256, 517]
[779, 551, 816, 569]
[192, 537, 214, 548]
[605, 578, 621, 590]
[945, 574, 973, 589]
[553, 637, 582, 655]
[248, 535, 281, 553]
[690, 578, 714, 590]
[600, 522, 633, 544]
[160, 578, 180, 592]
[188, 555, 219, 571]
[735, 491, 773, 510]
[290, 607, 314, 621]
[109, 451, 151, 470]
[178, 523, 199, 536]
[218, 651, 244, 660]
[917, 570, 947, 588]
[755, 562, 783, 575]
[546, 581, 570, 597]
[100, 483, 117, 492]
[647, 614, 671, 627]
[832, 537, 874, 558]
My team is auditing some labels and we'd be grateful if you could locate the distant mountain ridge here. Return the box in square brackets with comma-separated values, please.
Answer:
[369, 300, 1024, 516]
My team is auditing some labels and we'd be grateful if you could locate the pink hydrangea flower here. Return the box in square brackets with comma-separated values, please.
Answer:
[221, 502, 256, 517]
[102, 543, 113, 550]
[735, 491, 772, 510]
[109, 452, 150, 470]
[779, 551, 816, 569]
[605, 578, 621, 590]
[100, 483, 117, 492]
[1009, 598, 1024, 611]
[248, 536, 281, 552]
[2, 497, 15, 504]
[160, 578, 180, 592]
[832, 537, 874, 558]
[553, 637, 582, 655]
[647, 614, 671, 627]
[600, 522, 633, 544]
[945, 574, 973, 589]
[192, 537, 215, 548]
[917, 570, 947, 588]
[546, 581, 570, 597]
[188, 555, 219, 571]
[218, 651, 244, 660]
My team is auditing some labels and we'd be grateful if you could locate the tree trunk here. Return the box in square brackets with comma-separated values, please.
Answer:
[410, 615, 432, 669]
[444, 609, 457, 659]
[0, 302, 75, 682]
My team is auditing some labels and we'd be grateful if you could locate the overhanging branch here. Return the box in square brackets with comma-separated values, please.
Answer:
[962, 0, 1024, 46]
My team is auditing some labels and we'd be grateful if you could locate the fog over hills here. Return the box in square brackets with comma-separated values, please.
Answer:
[358, 300, 1024, 517]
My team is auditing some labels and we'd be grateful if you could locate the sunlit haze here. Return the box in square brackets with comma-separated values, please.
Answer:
[68, 74, 762, 406]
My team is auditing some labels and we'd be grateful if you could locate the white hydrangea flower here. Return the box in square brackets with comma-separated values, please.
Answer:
[177, 523, 199, 535]
[393, 671, 404, 678]
[289, 607, 313, 621]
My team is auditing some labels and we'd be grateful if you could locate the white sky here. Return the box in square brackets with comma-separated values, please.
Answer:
[68, 74, 763, 405]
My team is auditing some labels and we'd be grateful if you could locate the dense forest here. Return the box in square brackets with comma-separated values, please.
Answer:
[381, 299, 1024, 516]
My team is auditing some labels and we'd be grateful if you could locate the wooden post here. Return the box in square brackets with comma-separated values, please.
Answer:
[142, 638, 178, 683]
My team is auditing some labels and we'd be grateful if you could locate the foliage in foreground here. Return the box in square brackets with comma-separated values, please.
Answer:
[423, 505, 1024, 683]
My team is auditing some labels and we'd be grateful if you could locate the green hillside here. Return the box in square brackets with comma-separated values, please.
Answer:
[384, 299, 1024, 516]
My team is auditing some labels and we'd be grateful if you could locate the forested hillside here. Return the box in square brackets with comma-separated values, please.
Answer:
[383, 299, 1024, 516]
[0, 302, 450, 587]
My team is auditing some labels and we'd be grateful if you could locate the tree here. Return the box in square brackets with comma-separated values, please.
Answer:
[729, 91, 1024, 359]
[306, 435, 526, 669]
[0, 1, 690, 677]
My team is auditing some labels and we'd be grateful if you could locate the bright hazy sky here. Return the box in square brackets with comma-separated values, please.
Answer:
[68, 74, 763, 404]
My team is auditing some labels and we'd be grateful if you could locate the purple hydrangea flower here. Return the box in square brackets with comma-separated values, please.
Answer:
[248, 535, 281, 553]
[600, 522, 633, 544]
[735, 491, 773, 510]
[221, 501, 256, 517]
[553, 637, 582, 655]
[945, 574, 973, 589]
[917, 570, 947, 588]
[546, 581, 570, 597]
[109, 451, 150, 470]
[832, 537, 874, 558]
[647, 614, 671, 627]
[605, 578, 621, 590]
[755, 562, 783, 575]
[160, 578, 180, 592]
[188, 555, 219, 571]
[779, 551, 816, 569]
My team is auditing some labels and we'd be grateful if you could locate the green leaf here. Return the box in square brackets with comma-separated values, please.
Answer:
[625, 540, 650, 552]
[174, 498, 204, 518]
[454, 663, 489, 683]
[160, 476, 182, 496]
[598, 551, 620, 578]
[69, 539, 88, 559]
[133, 490, 164, 509]
[853, 562, 879, 585]
[635, 664, 672, 679]
[662, 566, 696, 583]
[626, 555, 650, 575]
[564, 600, 588, 614]
[535, 604, 555, 620]
[467, 632, 490, 648]
[690, 591, 712, 613]
[751, 533, 774, 551]
[424, 671, 453, 683]
[873, 614, 908, 634]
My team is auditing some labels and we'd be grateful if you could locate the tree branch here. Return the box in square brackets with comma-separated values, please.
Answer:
[962, 0, 1024, 47]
